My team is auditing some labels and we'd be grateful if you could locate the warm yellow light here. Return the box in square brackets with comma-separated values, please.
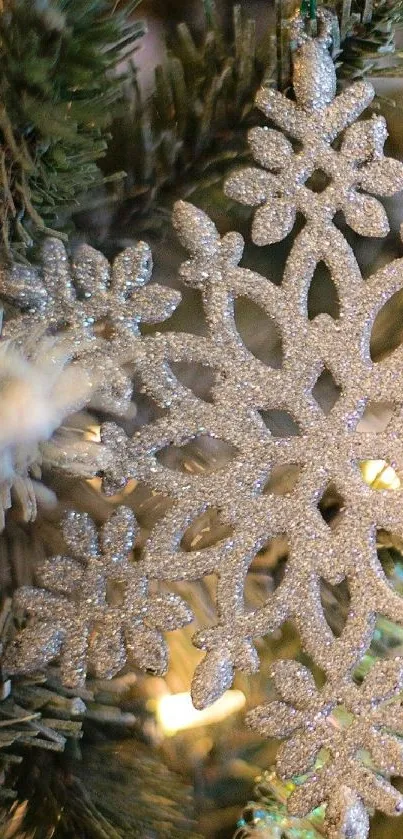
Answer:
[156, 690, 246, 735]
[85, 424, 101, 442]
[86, 476, 103, 491]
[360, 459, 401, 491]
[121, 478, 138, 495]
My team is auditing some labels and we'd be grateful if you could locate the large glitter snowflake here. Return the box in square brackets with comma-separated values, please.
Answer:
[7, 10, 403, 836]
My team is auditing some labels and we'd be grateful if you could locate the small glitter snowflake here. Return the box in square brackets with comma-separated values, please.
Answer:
[0, 237, 181, 526]
[248, 658, 403, 827]
[0, 238, 180, 414]
[224, 80, 403, 245]
[5, 506, 192, 687]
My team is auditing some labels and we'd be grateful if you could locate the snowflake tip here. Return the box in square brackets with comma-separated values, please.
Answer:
[62, 510, 98, 559]
[173, 200, 220, 256]
[191, 650, 234, 709]
[112, 241, 153, 295]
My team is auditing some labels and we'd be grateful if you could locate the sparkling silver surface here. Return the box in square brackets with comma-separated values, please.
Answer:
[0, 239, 180, 526]
[5, 507, 192, 686]
[0, 239, 180, 414]
[7, 17, 403, 836]
[248, 659, 403, 829]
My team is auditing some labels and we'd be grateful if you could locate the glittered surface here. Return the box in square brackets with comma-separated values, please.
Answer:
[0, 238, 180, 527]
[5, 507, 192, 686]
[0, 239, 180, 415]
[7, 13, 403, 837]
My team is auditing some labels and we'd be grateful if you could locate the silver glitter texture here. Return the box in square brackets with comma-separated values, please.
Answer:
[0, 238, 180, 414]
[8, 15, 403, 836]
[248, 659, 403, 828]
[0, 236, 179, 525]
[5, 506, 192, 686]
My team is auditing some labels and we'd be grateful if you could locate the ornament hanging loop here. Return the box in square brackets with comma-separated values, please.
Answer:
[299, 0, 318, 36]
[291, 7, 335, 49]
[290, 9, 338, 110]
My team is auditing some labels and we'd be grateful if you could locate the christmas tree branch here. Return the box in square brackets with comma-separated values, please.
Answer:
[0, 0, 144, 263]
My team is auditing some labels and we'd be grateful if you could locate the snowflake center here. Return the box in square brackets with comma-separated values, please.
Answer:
[328, 704, 355, 731]
[304, 169, 332, 194]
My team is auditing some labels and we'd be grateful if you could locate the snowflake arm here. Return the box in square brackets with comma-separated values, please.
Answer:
[1, 239, 181, 415]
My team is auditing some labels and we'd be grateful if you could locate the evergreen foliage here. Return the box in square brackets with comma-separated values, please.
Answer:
[336, 0, 403, 78]
[0, 0, 143, 261]
[104, 2, 276, 222]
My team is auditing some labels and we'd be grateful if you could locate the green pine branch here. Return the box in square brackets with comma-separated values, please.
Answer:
[0, 0, 144, 263]
[335, 0, 403, 78]
[102, 1, 281, 228]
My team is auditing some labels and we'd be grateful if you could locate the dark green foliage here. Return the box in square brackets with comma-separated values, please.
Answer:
[1, 738, 200, 838]
[104, 2, 278, 226]
[0, 0, 143, 261]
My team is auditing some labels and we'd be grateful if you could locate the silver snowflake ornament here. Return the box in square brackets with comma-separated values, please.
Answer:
[0, 237, 180, 525]
[248, 658, 403, 826]
[0, 238, 180, 414]
[5, 506, 192, 687]
[225, 17, 403, 245]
